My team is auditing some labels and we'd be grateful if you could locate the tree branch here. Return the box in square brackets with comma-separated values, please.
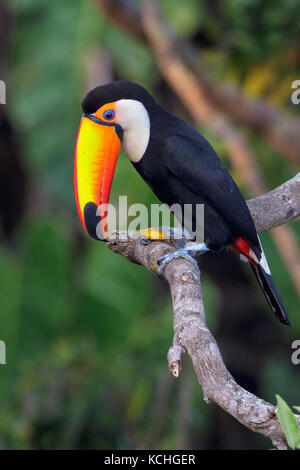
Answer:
[247, 172, 300, 232]
[95, 0, 145, 42]
[106, 177, 300, 450]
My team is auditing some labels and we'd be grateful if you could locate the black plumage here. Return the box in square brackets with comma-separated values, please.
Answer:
[81, 81, 290, 325]
[133, 110, 260, 256]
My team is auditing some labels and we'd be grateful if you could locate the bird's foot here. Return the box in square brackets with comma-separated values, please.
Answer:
[157, 249, 199, 279]
[157, 243, 209, 279]
[135, 227, 186, 249]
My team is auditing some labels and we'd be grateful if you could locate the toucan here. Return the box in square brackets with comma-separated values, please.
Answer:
[74, 80, 290, 326]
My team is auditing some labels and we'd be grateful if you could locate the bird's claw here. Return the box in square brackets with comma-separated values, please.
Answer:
[157, 249, 200, 279]
[138, 235, 152, 246]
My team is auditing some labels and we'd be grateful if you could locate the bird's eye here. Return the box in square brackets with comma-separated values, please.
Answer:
[103, 109, 115, 121]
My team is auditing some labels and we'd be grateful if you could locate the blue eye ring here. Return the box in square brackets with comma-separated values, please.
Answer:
[103, 109, 115, 121]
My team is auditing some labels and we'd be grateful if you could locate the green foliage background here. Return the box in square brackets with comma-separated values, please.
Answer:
[0, 0, 299, 449]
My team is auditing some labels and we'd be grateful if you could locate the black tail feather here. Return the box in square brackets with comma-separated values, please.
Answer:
[250, 263, 291, 326]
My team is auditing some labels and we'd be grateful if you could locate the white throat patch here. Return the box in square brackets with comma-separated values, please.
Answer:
[115, 99, 150, 163]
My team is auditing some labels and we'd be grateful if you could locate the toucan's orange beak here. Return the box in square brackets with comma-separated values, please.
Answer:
[74, 114, 123, 240]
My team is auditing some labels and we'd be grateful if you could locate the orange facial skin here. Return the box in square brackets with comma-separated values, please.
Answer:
[94, 101, 117, 123]
[74, 101, 122, 240]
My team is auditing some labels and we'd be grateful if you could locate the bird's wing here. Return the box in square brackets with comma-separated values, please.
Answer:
[163, 132, 260, 253]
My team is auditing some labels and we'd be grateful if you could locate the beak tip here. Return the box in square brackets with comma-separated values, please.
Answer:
[84, 202, 102, 241]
